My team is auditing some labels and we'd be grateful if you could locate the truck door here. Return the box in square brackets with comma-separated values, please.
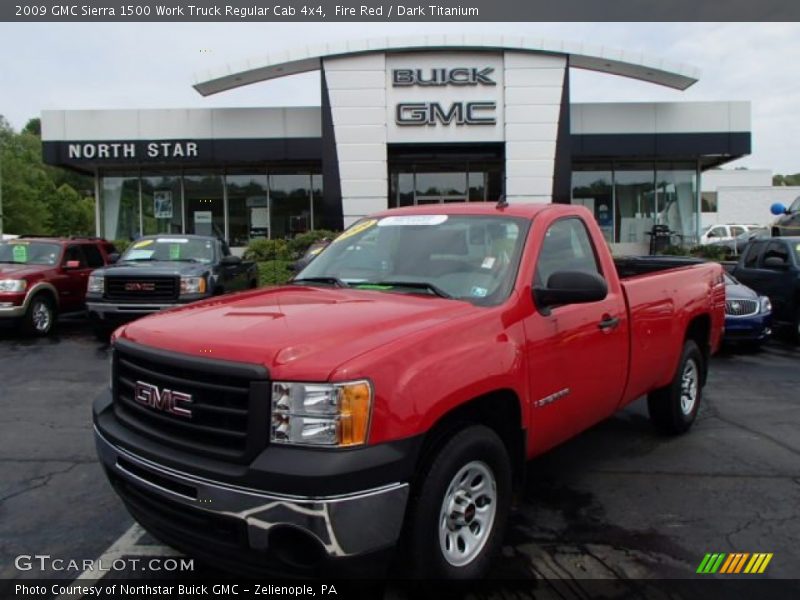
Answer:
[57, 245, 93, 311]
[522, 216, 629, 453]
[754, 241, 796, 323]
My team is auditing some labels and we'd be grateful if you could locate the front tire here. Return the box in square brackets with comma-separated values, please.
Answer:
[648, 340, 703, 435]
[405, 425, 511, 579]
[21, 293, 56, 336]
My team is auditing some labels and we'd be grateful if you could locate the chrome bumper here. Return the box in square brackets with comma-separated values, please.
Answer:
[87, 302, 174, 315]
[0, 304, 25, 318]
[94, 427, 409, 558]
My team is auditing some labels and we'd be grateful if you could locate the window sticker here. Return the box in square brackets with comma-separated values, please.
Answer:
[125, 249, 154, 260]
[133, 239, 154, 249]
[796, 244, 800, 253]
[333, 219, 378, 244]
[481, 257, 496, 269]
[377, 215, 448, 227]
[169, 244, 181, 260]
[156, 238, 189, 244]
[12, 245, 28, 263]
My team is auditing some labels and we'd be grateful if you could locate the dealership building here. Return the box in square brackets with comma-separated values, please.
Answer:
[40, 36, 752, 252]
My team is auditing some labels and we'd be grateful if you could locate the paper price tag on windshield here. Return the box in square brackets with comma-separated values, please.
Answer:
[12, 245, 28, 263]
[378, 215, 448, 227]
[333, 219, 377, 244]
[169, 244, 181, 260]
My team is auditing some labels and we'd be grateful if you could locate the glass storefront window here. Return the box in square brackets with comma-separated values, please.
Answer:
[226, 172, 268, 246]
[101, 174, 139, 241]
[614, 164, 655, 244]
[141, 172, 182, 236]
[270, 174, 311, 239]
[656, 166, 699, 244]
[312, 174, 324, 230]
[184, 170, 224, 238]
[571, 165, 614, 244]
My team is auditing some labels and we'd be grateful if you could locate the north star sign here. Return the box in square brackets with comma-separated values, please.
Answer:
[66, 141, 199, 160]
[392, 67, 497, 127]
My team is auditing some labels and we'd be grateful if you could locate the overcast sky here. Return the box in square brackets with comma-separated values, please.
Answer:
[1, 22, 799, 173]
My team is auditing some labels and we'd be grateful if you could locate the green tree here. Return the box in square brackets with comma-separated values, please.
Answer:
[774, 173, 800, 186]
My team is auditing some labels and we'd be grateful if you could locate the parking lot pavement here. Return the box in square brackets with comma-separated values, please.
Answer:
[1, 317, 799, 587]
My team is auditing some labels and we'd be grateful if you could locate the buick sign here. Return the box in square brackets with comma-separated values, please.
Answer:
[392, 67, 496, 87]
[134, 381, 193, 418]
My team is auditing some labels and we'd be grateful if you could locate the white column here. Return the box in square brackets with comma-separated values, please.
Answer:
[503, 52, 567, 204]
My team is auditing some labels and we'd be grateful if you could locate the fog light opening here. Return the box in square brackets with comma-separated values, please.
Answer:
[268, 526, 326, 568]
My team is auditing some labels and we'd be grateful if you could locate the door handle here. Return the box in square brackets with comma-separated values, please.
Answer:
[598, 315, 620, 330]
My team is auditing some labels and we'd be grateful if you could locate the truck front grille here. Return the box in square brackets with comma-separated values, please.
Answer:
[112, 340, 270, 463]
[725, 299, 759, 317]
[106, 277, 179, 302]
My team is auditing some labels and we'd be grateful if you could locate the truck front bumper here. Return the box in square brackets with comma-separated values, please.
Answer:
[94, 426, 411, 564]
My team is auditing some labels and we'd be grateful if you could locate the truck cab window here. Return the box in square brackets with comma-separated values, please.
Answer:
[82, 244, 105, 268]
[761, 242, 790, 268]
[535, 218, 602, 286]
[63, 245, 86, 267]
[743, 242, 762, 268]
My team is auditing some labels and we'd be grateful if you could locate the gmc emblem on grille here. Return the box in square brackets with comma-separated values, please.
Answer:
[125, 282, 156, 291]
[134, 381, 193, 418]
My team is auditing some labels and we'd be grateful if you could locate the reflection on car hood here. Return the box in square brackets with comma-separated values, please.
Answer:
[725, 281, 758, 300]
[94, 261, 209, 277]
[0, 263, 51, 278]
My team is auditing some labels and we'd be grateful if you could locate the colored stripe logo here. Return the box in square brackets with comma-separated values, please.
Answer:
[697, 553, 773, 574]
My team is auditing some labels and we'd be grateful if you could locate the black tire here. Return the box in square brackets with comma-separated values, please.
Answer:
[91, 321, 113, 342]
[20, 293, 56, 336]
[404, 424, 511, 579]
[647, 340, 703, 435]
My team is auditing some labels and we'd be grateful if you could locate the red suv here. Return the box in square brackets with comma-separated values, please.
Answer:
[0, 236, 117, 335]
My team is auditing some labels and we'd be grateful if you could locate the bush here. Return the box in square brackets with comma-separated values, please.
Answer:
[258, 260, 294, 286]
[660, 244, 692, 256]
[112, 239, 132, 254]
[244, 239, 291, 261]
[286, 230, 339, 257]
[689, 245, 730, 261]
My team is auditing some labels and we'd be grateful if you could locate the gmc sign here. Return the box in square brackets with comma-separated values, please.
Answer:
[134, 380, 193, 418]
[396, 102, 497, 126]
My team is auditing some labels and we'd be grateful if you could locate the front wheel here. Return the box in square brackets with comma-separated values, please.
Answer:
[21, 294, 56, 336]
[404, 425, 511, 579]
[648, 340, 703, 435]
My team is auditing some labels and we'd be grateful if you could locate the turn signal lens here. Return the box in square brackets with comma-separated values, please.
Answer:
[340, 382, 371, 446]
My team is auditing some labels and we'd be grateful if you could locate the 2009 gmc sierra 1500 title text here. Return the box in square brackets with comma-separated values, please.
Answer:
[93, 203, 725, 578]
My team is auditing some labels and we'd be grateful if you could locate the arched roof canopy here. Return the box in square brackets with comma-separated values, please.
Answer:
[193, 35, 700, 97]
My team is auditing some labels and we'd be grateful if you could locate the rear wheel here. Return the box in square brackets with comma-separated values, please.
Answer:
[648, 340, 703, 435]
[404, 425, 511, 579]
[21, 293, 56, 336]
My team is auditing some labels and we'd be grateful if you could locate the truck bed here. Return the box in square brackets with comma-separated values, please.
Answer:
[615, 257, 726, 408]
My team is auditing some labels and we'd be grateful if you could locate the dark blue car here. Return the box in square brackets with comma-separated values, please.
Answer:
[723, 273, 772, 348]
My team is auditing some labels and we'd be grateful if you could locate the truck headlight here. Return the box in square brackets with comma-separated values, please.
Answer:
[270, 380, 372, 447]
[0, 279, 27, 292]
[759, 296, 772, 313]
[180, 276, 206, 295]
[87, 275, 105, 294]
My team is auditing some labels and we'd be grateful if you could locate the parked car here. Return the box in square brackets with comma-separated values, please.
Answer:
[700, 223, 759, 246]
[731, 236, 800, 342]
[770, 197, 800, 236]
[722, 273, 772, 348]
[709, 227, 771, 256]
[94, 203, 724, 579]
[86, 234, 258, 338]
[0, 236, 117, 335]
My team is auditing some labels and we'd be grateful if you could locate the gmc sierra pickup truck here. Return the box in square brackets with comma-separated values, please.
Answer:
[86, 234, 258, 338]
[94, 204, 725, 579]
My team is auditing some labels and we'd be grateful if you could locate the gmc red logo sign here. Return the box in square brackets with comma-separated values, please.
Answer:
[134, 381, 193, 418]
[125, 282, 156, 291]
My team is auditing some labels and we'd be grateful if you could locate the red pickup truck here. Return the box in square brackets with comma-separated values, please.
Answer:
[0, 236, 117, 335]
[94, 204, 725, 578]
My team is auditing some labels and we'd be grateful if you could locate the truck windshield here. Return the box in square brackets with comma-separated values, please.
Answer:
[0, 241, 61, 265]
[121, 237, 215, 264]
[296, 214, 530, 305]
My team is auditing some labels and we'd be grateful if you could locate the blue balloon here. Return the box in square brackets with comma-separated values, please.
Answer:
[770, 202, 787, 216]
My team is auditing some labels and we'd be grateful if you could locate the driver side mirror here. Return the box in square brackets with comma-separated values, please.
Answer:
[63, 260, 82, 270]
[107, 253, 120, 264]
[533, 271, 608, 312]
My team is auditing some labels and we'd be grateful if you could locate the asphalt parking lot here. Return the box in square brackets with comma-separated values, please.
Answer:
[1, 316, 799, 593]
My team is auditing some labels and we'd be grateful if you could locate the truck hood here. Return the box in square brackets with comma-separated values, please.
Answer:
[97, 261, 209, 277]
[0, 263, 49, 279]
[118, 285, 478, 380]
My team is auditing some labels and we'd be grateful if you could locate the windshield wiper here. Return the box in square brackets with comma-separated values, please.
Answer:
[361, 281, 453, 299]
[291, 277, 349, 288]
